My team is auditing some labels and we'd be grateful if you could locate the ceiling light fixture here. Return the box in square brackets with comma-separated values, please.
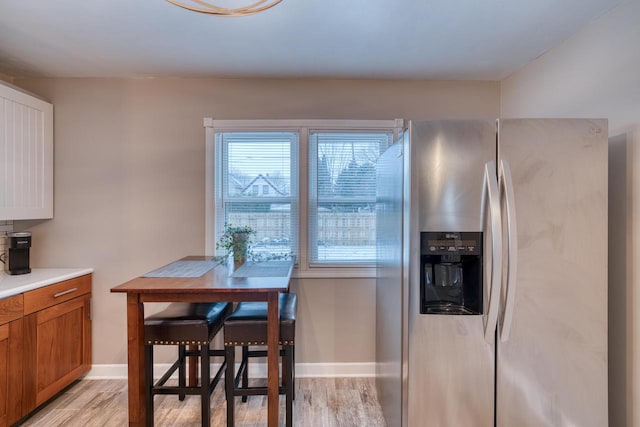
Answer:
[166, 0, 282, 16]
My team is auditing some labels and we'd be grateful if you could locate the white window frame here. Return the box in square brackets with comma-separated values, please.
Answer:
[205, 118, 404, 279]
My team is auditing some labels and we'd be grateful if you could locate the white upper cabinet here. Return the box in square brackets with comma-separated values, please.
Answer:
[0, 83, 53, 220]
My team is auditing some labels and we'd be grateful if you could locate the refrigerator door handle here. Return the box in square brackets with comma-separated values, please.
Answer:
[499, 159, 518, 342]
[483, 161, 502, 343]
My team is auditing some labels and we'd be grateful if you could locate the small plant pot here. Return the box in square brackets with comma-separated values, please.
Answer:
[234, 258, 245, 270]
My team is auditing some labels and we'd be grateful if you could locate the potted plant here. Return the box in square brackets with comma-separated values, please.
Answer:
[216, 223, 255, 269]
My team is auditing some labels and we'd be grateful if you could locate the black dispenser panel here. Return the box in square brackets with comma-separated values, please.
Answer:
[420, 231, 482, 315]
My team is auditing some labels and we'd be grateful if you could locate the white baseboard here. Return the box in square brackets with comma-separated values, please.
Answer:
[85, 363, 375, 380]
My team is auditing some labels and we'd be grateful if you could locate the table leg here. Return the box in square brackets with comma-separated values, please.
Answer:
[126, 293, 145, 426]
[267, 291, 280, 427]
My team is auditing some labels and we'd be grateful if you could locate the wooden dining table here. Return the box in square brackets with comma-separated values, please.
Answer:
[111, 256, 294, 427]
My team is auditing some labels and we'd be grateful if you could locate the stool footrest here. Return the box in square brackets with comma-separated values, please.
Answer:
[233, 386, 286, 397]
[153, 386, 210, 396]
[152, 360, 226, 395]
[183, 348, 226, 358]
[234, 360, 283, 390]
[244, 349, 285, 358]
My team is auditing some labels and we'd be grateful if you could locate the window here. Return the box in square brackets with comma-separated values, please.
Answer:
[309, 131, 392, 264]
[205, 119, 402, 277]
[214, 131, 299, 261]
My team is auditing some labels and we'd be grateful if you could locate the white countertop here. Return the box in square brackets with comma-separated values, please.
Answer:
[0, 268, 94, 299]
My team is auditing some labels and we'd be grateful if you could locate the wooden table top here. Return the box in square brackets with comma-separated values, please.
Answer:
[111, 256, 294, 295]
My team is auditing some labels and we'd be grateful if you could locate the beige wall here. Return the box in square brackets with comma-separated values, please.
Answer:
[10, 77, 500, 367]
[501, 2, 639, 425]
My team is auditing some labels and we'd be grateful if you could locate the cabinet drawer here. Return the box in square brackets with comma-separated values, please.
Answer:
[0, 294, 23, 326]
[23, 275, 92, 315]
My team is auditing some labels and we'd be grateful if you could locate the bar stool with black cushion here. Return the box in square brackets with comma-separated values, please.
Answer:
[144, 302, 232, 427]
[224, 292, 297, 427]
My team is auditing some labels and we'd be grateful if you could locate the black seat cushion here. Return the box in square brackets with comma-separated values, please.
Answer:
[224, 293, 297, 345]
[145, 302, 231, 345]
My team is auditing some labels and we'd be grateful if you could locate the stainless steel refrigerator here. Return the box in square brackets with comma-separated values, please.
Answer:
[375, 119, 608, 427]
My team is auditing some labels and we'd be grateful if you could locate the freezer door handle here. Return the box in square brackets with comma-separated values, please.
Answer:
[483, 161, 502, 343]
[499, 159, 518, 342]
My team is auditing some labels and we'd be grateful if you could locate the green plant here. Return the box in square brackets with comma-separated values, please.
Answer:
[216, 223, 255, 263]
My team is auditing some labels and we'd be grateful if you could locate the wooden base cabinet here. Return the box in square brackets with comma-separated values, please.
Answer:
[0, 273, 91, 426]
[0, 293, 24, 427]
[23, 293, 91, 411]
[0, 319, 23, 427]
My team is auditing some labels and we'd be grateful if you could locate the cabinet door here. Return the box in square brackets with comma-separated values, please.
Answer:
[23, 294, 91, 412]
[0, 320, 23, 427]
[0, 82, 53, 220]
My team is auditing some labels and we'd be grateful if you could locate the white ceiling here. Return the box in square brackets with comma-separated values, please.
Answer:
[0, 0, 623, 80]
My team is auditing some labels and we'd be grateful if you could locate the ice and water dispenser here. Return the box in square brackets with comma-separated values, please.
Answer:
[420, 231, 483, 315]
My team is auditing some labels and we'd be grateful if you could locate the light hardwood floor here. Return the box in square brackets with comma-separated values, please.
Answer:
[19, 378, 387, 426]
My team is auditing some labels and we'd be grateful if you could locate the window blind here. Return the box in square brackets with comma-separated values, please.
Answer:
[215, 131, 299, 260]
[309, 131, 393, 264]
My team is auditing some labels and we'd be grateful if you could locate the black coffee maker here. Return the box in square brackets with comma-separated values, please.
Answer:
[5, 231, 32, 275]
[420, 231, 482, 315]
